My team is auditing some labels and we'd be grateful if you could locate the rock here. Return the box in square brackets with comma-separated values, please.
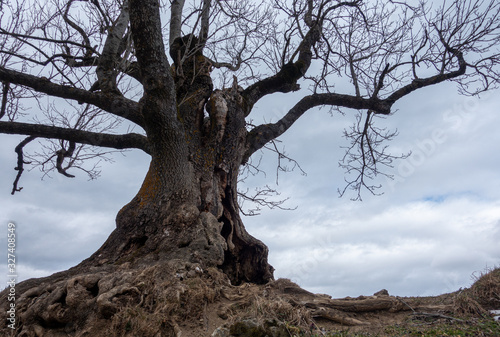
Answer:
[230, 319, 262, 336]
[212, 326, 230, 337]
[228, 319, 290, 337]
[217, 305, 229, 320]
[374, 289, 389, 296]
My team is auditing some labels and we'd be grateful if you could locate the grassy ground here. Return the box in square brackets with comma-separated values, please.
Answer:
[383, 319, 500, 337]
[315, 318, 500, 336]
[288, 317, 500, 336]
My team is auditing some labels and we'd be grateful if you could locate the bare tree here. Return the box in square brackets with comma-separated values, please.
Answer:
[0, 0, 499, 334]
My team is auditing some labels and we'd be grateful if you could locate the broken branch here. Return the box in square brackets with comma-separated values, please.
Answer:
[12, 136, 36, 194]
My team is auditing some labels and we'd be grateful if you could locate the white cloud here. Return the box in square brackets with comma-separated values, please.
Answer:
[244, 88, 500, 297]
[248, 197, 500, 297]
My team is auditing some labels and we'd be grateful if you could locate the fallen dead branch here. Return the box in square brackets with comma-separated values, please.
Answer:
[303, 296, 396, 312]
[310, 307, 368, 326]
[412, 311, 465, 322]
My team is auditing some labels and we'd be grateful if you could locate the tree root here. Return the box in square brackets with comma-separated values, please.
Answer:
[1, 265, 459, 336]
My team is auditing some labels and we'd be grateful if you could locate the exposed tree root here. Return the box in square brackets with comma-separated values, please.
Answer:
[1, 262, 469, 336]
[8, 256, 499, 336]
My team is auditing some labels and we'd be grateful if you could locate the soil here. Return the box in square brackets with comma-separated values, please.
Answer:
[1, 264, 498, 336]
[175, 279, 459, 336]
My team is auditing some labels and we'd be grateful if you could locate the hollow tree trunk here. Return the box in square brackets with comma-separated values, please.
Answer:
[80, 50, 273, 284]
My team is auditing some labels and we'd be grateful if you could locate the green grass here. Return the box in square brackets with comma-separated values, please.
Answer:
[302, 318, 500, 337]
[383, 319, 500, 337]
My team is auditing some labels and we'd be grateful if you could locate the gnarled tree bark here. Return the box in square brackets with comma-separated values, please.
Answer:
[1, 0, 499, 335]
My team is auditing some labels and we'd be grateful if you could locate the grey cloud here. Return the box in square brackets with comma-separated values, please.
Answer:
[1, 84, 500, 301]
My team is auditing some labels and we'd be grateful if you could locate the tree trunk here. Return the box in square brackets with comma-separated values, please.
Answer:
[78, 50, 273, 285]
[0, 37, 274, 337]
[83, 152, 274, 285]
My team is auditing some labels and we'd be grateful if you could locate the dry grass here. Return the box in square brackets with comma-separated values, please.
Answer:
[87, 266, 500, 336]
[238, 293, 311, 326]
[453, 291, 489, 316]
[469, 267, 500, 309]
[106, 265, 229, 336]
[454, 266, 500, 316]
[110, 306, 177, 337]
[220, 279, 313, 329]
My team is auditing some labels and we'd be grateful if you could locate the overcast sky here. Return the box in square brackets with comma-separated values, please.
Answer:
[1, 80, 499, 298]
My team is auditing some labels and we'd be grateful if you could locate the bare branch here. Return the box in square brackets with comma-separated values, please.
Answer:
[385, 33, 467, 105]
[170, 0, 186, 46]
[264, 139, 306, 185]
[12, 136, 36, 195]
[28, 140, 122, 183]
[95, 0, 130, 93]
[1, 0, 499, 203]
[338, 111, 409, 200]
[129, 0, 173, 95]
[0, 81, 9, 119]
[0, 67, 143, 126]
[242, 24, 321, 113]
[199, 0, 211, 46]
[56, 140, 76, 178]
[238, 185, 296, 216]
[244, 92, 390, 163]
[0, 120, 150, 153]
[63, 0, 93, 58]
[237, 153, 298, 216]
[0, 29, 99, 55]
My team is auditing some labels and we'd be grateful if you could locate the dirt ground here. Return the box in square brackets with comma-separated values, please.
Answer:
[3, 263, 498, 336]
[175, 271, 500, 336]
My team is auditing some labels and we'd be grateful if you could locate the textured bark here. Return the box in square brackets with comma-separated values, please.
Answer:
[0, 47, 274, 337]
[0, 121, 150, 152]
[169, 0, 186, 45]
[0, 67, 144, 126]
[74, 36, 274, 284]
[95, 1, 130, 93]
[0, 0, 273, 292]
[1, 0, 494, 334]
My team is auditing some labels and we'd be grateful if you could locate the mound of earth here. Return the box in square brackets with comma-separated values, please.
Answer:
[1, 263, 498, 336]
